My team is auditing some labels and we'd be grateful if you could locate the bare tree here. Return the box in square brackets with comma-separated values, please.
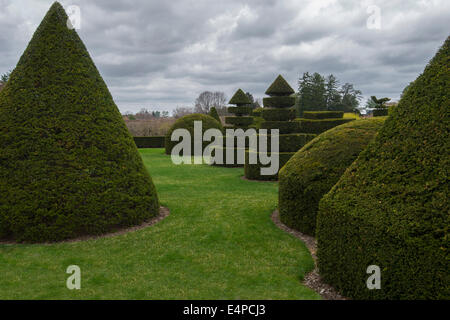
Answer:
[172, 106, 194, 118]
[194, 91, 227, 114]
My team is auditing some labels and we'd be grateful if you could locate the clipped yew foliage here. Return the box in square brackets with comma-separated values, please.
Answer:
[229, 89, 251, 105]
[265, 75, 295, 96]
[278, 118, 385, 236]
[208, 106, 221, 122]
[0, 2, 159, 242]
[165, 113, 223, 155]
[317, 37, 450, 299]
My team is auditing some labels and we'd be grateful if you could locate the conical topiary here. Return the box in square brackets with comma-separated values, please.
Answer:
[0, 2, 159, 242]
[229, 88, 251, 105]
[225, 89, 253, 129]
[317, 37, 450, 299]
[265, 75, 295, 96]
[208, 107, 221, 123]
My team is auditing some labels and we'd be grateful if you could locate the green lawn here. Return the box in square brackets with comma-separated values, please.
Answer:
[0, 149, 318, 299]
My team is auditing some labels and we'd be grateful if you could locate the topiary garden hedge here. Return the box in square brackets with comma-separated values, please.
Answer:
[165, 113, 223, 156]
[0, 2, 159, 242]
[134, 136, 165, 148]
[278, 118, 386, 235]
[316, 36, 449, 299]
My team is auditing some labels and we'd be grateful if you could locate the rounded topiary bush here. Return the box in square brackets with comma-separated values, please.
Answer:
[165, 113, 223, 155]
[316, 37, 449, 299]
[278, 118, 385, 236]
[0, 2, 159, 243]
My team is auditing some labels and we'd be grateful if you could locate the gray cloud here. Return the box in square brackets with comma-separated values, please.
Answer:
[0, 0, 448, 113]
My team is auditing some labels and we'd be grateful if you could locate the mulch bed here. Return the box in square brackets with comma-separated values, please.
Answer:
[0, 206, 170, 245]
[272, 209, 347, 300]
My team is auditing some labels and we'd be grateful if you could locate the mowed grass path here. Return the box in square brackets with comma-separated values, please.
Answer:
[0, 149, 318, 299]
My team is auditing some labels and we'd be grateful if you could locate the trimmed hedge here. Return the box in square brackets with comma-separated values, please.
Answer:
[211, 146, 246, 167]
[278, 118, 385, 236]
[303, 111, 344, 119]
[134, 136, 165, 148]
[252, 107, 263, 117]
[244, 151, 295, 181]
[165, 114, 223, 155]
[259, 133, 316, 152]
[373, 108, 388, 117]
[0, 2, 159, 242]
[228, 106, 253, 116]
[316, 37, 450, 299]
[297, 118, 353, 134]
[265, 75, 295, 96]
[261, 121, 301, 134]
[261, 108, 296, 121]
[225, 116, 254, 127]
[229, 88, 251, 105]
[263, 96, 296, 108]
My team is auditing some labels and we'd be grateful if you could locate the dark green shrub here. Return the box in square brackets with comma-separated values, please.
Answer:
[134, 136, 165, 148]
[244, 151, 294, 181]
[261, 108, 296, 121]
[265, 75, 295, 96]
[228, 106, 253, 116]
[260, 121, 301, 134]
[245, 75, 302, 180]
[208, 107, 221, 122]
[229, 88, 251, 105]
[303, 111, 344, 119]
[278, 118, 385, 236]
[224, 116, 254, 127]
[317, 37, 450, 299]
[165, 114, 223, 155]
[297, 118, 353, 134]
[251, 107, 263, 117]
[263, 96, 296, 108]
[211, 147, 247, 167]
[259, 133, 316, 152]
[0, 2, 159, 242]
[373, 109, 388, 117]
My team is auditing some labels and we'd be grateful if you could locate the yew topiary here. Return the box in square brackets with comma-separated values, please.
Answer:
[0, 2, 159, 242]
[317, 37, 450, 299]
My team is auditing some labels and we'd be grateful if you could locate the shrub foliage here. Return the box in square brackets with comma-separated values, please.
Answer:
[0, 2, 159, 242]
[134, 136, 165, 148]
[165, 113, 223, 155]
[278, 118, 385, 235]
[316, 37, 450, 299]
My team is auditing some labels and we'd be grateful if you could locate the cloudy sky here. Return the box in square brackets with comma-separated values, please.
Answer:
[0, 0, 449, 113]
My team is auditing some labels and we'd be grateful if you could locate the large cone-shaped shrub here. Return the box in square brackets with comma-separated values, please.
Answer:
[0, 2, 159, 242]
[317, 37, 450, 299]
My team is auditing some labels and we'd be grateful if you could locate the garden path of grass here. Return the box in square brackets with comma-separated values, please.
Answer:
[0, 149, 319, 299]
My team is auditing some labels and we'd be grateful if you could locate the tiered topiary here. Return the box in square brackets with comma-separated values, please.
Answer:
[225, 89, 254, 129]
[278, 118, 386, 236]
[211, 89, 254, 167]
[165, 113, 223, 155]
[0, 2, 159, 243]
[316, 37, 449, 299]
[244, 75, 316, 180]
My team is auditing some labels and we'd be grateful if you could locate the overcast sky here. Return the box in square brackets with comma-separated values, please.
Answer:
[1, 0, 449, 113]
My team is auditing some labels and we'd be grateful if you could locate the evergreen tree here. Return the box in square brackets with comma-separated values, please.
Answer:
[0, 2, 159, 242]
